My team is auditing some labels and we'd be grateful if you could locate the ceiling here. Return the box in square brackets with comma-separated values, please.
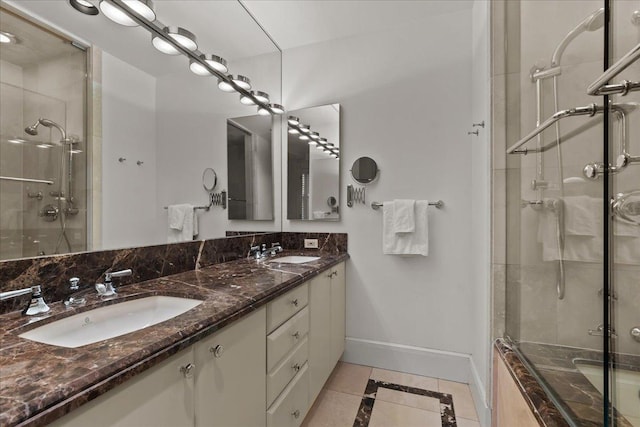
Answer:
[242, 0, 474, 50]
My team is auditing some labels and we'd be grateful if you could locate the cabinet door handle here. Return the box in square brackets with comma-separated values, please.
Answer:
[292, 331, 300, 339]
[291, 298, 299, 307]
[180, 363, 195, 379]
[292, 363, 301, 372]
[291, 410, 300, 419]
[210, 344, 224, 358]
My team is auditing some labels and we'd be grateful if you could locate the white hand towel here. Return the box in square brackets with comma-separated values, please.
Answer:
[167, 204, 194, 243]
[192, 210, 199, 238]
[564, 196, 601, 236]
[383, 200, 429, 256]
[392, 199, 415, 233]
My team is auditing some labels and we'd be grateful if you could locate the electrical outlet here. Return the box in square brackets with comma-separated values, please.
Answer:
[304, 239, 319, 249]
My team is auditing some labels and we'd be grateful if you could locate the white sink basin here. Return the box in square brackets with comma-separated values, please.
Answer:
[19, 296, 203, 348]
[269, 256, 321, 264]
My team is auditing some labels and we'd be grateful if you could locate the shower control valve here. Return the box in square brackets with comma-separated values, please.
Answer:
[583, 162, 605, 180]
[631, 327, 640, 343]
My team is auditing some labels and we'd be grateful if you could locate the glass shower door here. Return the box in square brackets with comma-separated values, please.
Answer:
[609, 2, 640, 426]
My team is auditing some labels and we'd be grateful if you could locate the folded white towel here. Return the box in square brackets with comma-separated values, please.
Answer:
[167, 204, 195, 243]
[392, 199, 415, 233]
[564, 196, 601, 236]
[383, 200, 429, 256]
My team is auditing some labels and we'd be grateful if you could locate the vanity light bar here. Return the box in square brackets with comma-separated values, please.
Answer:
[96, 0, 284, 115]
[287, 124, 339, 156]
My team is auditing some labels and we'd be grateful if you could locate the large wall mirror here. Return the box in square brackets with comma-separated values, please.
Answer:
[286, 104, 340, 221]
[0, 1, 282, 261]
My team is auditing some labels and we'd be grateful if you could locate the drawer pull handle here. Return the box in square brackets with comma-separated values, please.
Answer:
[292, 331, 300, 339]
[210, 345, 224, 358]
[292, 363, 301, 372]
[291, 298, 299, 307]
[180, 363, 195, 378]
[328, 271, 337, 278]
[291, 410, 300, 419]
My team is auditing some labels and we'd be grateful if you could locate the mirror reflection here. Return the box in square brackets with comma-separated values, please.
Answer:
[0, 1, 282, 261]
[287, 104, 340, 221]
[227, 115, 274, 220]
[351, 157, 379, 184]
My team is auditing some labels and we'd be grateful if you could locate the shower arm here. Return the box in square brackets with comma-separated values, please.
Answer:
[507, 103, 604, 155]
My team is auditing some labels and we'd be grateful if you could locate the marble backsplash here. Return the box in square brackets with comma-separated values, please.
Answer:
[0, 232, 347, 314]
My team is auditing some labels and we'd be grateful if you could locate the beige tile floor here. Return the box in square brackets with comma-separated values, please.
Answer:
[302, 362, 481, 427]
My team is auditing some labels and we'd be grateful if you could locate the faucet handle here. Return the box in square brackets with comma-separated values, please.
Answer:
[69, 277, 80, 290]
[106, 269, 133, 281]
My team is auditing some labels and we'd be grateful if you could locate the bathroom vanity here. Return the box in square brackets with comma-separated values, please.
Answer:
[0, 252, 347, 427]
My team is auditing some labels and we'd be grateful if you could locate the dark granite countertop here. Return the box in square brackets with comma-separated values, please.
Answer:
[0, 251, 349, 427]
[495, 339, 637, 427]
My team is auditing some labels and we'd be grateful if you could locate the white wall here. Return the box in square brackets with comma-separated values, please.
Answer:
[101, 52, 159, 249]
[469, 1, 491, 425]
[282, 8, 489, 422]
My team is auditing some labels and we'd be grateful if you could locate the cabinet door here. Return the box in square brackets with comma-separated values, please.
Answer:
[330, 262, 346, 364]
[308, 271, 332, 403]
[194, 307, 266, 427]
[51, 347, 195, 427]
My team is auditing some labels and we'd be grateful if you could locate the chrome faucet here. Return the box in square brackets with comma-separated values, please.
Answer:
[0, 286, 50, 316]
[96, 269, 132, 297]
[64, 277, 86, 307]
[248, 243, 284, 260]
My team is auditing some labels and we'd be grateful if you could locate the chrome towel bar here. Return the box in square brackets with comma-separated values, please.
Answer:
[587, 43, 640, 96]
[371, 200, 444, 210]
[506, 103, 604, 155]
[0, 176, 54, 185]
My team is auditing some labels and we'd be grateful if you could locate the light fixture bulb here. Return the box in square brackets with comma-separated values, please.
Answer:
[167, 26, 197, 51]
[319, 138, 328, 145]
[240, 94, 256, 105]
[189, 54, 228, 76]
[69, 0, 99, 15]
[218, 77, 235, 92]
[257, 106, 271, 116]
[310, 132, 320, 140]
[152, 26, 197, 54]
[299, 124, 310, 133]
[299, 134, 310, 141]
[308, 140, 317, 146]
[100, 0, 156, 26]
[288, 127, 299, 134]
[270, 104, 285, 115]
[287, 116, 300, 126]
[243, 91, 270, 105]
[232, 75, 251, 90]
[316, 144, 324, 150]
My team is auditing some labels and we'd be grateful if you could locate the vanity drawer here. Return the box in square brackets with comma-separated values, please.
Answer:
[267, 363, 309, 427]
[267, 306, 309, 372]
[267, 336, 309, 408]
[267, 283, 309, 333]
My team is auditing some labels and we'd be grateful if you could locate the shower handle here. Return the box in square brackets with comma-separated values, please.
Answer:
[631, 327, 640, 343]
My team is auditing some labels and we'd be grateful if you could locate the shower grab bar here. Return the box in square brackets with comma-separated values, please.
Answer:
[587, 43, 640, 96]
[0, 176, 54, 185]
[506, 104, 604, 155]
[371, 200, 444, 210]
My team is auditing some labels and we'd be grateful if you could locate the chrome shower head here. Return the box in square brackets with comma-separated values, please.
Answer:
[24, 118, 67, 141]
[551, 8, 605, 67]
[24, 120, 40, 135]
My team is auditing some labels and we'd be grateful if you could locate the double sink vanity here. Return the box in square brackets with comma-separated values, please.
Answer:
[0, 249, 348, 427]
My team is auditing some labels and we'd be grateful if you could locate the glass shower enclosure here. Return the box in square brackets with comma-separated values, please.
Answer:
[0, 7, 88, 260]
[502, 0, 639, 426]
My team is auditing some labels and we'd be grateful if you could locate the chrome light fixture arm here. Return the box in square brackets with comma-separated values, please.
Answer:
[105, 0, 281, 114]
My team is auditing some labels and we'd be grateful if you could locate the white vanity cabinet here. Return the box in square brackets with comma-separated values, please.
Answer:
[309, 262, 346, 403]
[194, 306, 266, 427]
[50, 346, 196, 427]
[48, 261, 346, 427]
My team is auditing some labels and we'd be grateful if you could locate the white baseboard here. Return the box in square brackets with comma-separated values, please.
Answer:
[343, 337, 491, 427]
